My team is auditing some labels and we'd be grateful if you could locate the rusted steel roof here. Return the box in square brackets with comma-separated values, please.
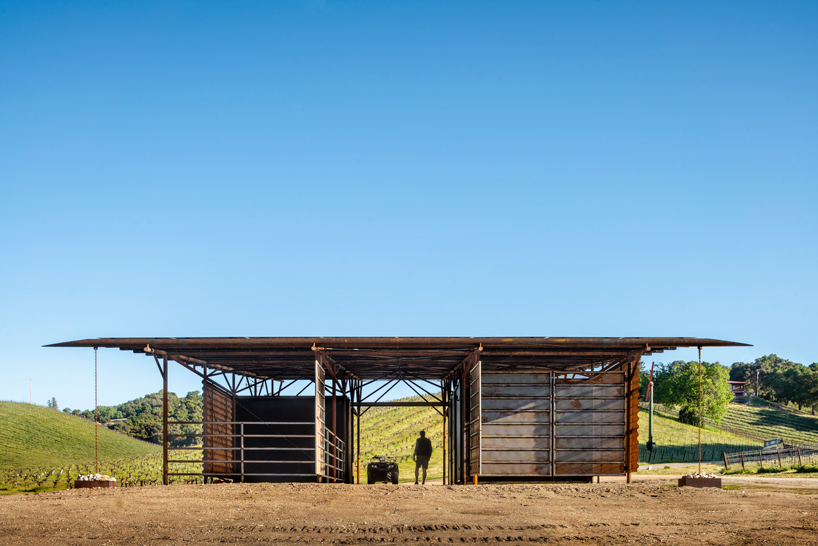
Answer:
[47, 337, 749, 381]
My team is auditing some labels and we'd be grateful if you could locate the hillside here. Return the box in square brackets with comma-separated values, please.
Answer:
[67, 391, 202, 446]
[359, 396, 445, 482]
[709, 399, 818, 444]
[637, 409, 762, 463]
[649, 399, 818, 446]
[0, 402, 160, 469]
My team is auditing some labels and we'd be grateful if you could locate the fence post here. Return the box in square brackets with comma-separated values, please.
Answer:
[777, 448, 782, 468]
[798, 447, 802, 468]
[759, 450, 763, 468]
[723, 452, 729, 469]
[240, 423, 245, 484]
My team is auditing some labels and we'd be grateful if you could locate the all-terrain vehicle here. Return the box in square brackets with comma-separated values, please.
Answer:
[366, 455, 399, 484]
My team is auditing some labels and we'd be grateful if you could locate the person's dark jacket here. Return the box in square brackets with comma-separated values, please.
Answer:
[415, 436, 433, 457]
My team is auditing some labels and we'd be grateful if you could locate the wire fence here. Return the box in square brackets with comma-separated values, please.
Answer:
[723, 444, 818, 470]
[638, 443, 760, 464]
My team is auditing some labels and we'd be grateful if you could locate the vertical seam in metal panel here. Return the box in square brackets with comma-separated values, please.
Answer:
[624, 358, 630, 478]
[550, 370, 555, 477]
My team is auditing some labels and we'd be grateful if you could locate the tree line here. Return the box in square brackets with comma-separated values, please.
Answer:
[729, 355, 818, 412]
[640, 354, 818, 426]
[62, 391, 203, 446]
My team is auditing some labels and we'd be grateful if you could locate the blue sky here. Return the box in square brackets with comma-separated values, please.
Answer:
[1, 1, 816, 410]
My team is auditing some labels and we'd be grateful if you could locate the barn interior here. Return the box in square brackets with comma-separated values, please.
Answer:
[47, 337, 748, 485]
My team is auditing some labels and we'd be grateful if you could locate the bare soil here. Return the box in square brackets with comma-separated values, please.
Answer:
[1, 479, 816, 545]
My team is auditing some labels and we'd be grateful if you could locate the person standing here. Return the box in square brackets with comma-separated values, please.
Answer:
[413, 430, 433, 485]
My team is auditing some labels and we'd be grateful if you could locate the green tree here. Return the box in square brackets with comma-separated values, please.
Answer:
[654, 360, 733, 425]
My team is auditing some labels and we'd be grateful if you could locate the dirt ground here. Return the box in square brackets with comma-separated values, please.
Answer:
[1, 477, 817, 545]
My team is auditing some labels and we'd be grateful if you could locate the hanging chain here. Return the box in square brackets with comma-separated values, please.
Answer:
[94, 347, 99, 475]
[698, 346, 702, 475]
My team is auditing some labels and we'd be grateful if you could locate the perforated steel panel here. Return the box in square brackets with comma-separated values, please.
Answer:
[468, 360, 482, 476]
[315, 359, 325, 476]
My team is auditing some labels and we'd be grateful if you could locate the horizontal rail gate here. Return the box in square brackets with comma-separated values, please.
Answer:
[478, 367, 627, 477]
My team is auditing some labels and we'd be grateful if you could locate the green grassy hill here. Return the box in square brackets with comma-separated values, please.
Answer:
[710, 400, 818, 445]
[647, 399, 818, 446]
[637, 409, 762, 463]
[0, 401, 159, 469]
[638, 398, 818, 463]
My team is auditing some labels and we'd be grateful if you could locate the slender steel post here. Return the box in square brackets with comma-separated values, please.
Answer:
[625, 359, 632, 484]
[94, 347, 99, 474]
[442, 381, 447, 486]
[460, 375, 467, 483]
[756, 368, 760, 397]
[356, 382, 361, 484]
[202, 367, 208, 484]
[698, 346, 702, 475]
[648, 381, 654, 450]
[162, 354, 169, 486]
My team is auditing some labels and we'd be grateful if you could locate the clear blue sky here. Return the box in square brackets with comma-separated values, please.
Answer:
[1, 1, 816, 410]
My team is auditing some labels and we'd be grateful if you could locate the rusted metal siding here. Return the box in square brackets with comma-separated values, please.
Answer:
[627, 359, 640, 474]
[553, 369, 626, 476]
[203, 382, 234, 477]
[480, 371, 552, 476]
[477, 366, 628, 477]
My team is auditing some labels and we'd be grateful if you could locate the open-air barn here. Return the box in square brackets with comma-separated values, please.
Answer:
[48, 337, 747, 485]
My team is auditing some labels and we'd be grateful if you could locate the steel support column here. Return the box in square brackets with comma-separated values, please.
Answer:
[442, 380, 447, 486]
[162, 355, 169, 486]
[460, 375, 467, 484]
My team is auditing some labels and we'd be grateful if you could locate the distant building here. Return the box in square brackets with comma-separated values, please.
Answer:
[727, 380, 748, 400]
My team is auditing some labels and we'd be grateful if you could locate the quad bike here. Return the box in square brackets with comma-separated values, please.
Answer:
[366, 455, 399, 484]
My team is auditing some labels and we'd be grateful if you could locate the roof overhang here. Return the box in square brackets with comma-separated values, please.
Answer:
[46, 337, 750, 381]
